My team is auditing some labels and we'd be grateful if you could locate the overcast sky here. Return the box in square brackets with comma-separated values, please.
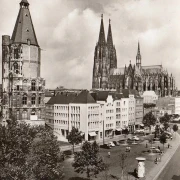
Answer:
[1, 0, 180, 89]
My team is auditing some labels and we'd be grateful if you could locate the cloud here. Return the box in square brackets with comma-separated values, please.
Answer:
[0, 0, 180, 89]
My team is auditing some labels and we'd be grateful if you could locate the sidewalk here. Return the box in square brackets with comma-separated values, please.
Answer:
[60, 134, 131, 151]
[145, 132, 180, 180]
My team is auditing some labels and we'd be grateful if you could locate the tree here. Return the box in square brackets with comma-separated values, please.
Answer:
[67, 126, 83, 154]
[73, 141, 105, 179]
[163, 122, 169, 131]
[119, 153, 128, 180]
[160, 113, 170, 124]
[154, 125, 160, 138]
[159, 133, 167, 150]
[0, 119, 64, 180]
[173, 124, 178, 133]
[143, 111, 156, 132]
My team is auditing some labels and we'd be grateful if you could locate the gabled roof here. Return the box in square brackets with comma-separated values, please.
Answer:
[72, 90, 96, 104]
[47, 93, 77, 105]
[122, 89, 140, 98]
[91, 91, 124, 101]
[11, 1, 38, 46]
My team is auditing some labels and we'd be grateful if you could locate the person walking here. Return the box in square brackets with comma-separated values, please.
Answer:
[108, 151, 111, 158]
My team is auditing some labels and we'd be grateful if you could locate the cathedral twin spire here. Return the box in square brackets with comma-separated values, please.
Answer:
[98, 14, 114, 48]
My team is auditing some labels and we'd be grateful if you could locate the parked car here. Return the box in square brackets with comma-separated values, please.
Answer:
[100, 144, 111, 149]
[132, 136, 140, 141]
[135, 129, 144, 133]
[147, 148, 161, 153]
[113, 141, 120, 146]
[108, 141, 115, 147]
[126, 146, 131, 152]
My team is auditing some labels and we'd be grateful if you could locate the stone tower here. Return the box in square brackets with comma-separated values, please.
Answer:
[107, 19, 117, 69]
[2, 0, 45, 123]
[136, 42, 141, 69]
[92, 15, 110, 89]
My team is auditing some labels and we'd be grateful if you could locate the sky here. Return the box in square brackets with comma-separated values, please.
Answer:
[1, 0, 180, 89]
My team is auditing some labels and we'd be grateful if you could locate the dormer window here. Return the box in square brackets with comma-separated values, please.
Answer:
[27, 39, 30, 45]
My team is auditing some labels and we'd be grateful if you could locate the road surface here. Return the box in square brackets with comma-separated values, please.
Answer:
[157, 139, 180, 180]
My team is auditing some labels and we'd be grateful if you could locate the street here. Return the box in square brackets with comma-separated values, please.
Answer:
[157, 137, 180, 180]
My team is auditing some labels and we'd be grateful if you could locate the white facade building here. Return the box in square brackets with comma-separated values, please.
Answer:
[142, 91, 158, 104]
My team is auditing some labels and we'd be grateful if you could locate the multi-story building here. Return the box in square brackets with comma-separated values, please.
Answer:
[2, 0, 45, 125]
[92, 15, 177, 97]
[135, 96, 144, 128]
[156, 97, 180, 116]
[91, 90, 129, 136]
[142, 91, 158, 104]
[46, 90, 100, 142]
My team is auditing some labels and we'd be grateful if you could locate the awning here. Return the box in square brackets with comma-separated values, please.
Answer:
[88, 132, 97, 136]
[116, 128, 122, 131]
[140, 124, 144, 127]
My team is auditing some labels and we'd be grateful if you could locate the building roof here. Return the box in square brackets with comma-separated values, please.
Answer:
[91, 91, 124, 101]
[72, 90, 96, 104]
[110, 68, 125, 75]
[47, 90, 96, 105]
[11, 0, 38, 46]
[47, 92, 77, 105]
[122, 89, 141, 98]
[142, 91, 157, 96]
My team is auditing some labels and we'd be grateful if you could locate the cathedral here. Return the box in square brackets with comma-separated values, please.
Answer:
[92, 15, 177, 97]
[2, 0, 45, 122]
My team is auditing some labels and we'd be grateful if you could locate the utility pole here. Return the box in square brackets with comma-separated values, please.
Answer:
[103, 120, 105, 145]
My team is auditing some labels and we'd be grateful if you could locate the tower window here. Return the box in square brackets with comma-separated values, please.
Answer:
[31, 80, 36, 91]
[22, 110, 27, 120]
[27, 39, 31, 45]
[38, 96, 41, 105]
[31, 94, 36, 105]
[26, 29, 29, 32]
[22, 94, 27, 105]
[13, 62, 18, 74]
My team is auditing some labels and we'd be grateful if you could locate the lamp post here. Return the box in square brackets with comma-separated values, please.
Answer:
[103, 120, 105, 145]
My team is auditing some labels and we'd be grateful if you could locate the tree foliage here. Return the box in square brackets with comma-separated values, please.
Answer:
[173, 124, 178, 132]
[73, 141, 105, 178]
[143, 111, 156, 128]
[67, 126, 83, 153]
[0, 120, 64, 180]
[160, 113, 171, 124]
[159, 133, 167, 150]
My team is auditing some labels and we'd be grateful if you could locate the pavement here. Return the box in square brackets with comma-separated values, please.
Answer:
[144, 132, 180, 180]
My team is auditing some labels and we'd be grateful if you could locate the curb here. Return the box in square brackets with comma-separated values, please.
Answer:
[152, 134, 180, 180]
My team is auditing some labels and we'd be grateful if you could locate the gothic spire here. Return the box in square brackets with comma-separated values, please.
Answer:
[107, 19, 113, 48]
[98, 14, 106, 46]
[11, 0, 39, 46]
[136, 41, 141, 68]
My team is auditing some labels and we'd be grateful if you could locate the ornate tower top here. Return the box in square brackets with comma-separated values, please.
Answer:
[98, 14, 106, 46]
[20, 0, 29, 7]
[11, 0, 38, 46]
[107, 19, 113, 48]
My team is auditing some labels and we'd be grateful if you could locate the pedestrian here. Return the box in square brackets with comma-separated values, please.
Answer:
[168, 143, 170, 148]
[146, 143, 148, 148]
[108, 151, 111, 158]
[158, 146, 160, 151]
[171, 136, 172, 140]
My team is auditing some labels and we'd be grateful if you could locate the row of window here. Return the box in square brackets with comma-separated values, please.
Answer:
[106, 123, 113, 128]
[54, 106, 68, 110]
[88, 121, 99, 128]
[22, 95, 41, 105]
[106, 110, 113, 113]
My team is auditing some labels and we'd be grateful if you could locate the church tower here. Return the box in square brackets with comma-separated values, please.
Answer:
[107, 19, 117, 69]
[92, 15, 110, 89]
[136, 42, 141, 69]
[2, 0, 45, 124]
